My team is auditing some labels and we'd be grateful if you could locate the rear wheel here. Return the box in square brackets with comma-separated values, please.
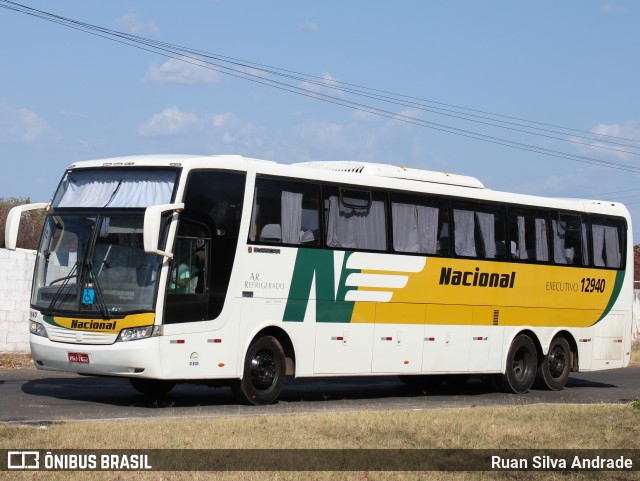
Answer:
[231, 336, 286, 405]
[497, 334, 537, 394]
[129, 378, 176, 396]
[534, 336, 571, 390]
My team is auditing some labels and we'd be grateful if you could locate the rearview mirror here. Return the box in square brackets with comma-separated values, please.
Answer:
[143, 203, 184, 258]
[5, 203, 49, 250]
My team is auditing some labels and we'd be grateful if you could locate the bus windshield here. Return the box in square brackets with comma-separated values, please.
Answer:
[32, 214, 163, 316]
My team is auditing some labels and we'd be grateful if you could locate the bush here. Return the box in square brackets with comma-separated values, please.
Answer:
[0, 197, 46, 250]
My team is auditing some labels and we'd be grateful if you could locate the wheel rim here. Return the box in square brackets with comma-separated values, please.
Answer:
[250, 350, 276, 391]
[547, 344, 567, 379]
[511, 347, 531, 381]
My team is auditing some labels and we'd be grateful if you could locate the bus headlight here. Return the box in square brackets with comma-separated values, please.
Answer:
[30, 321, 48, 338]
[117, 325, 162, 342]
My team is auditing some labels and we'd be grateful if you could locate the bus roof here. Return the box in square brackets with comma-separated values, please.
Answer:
[64, 154, 629, 219]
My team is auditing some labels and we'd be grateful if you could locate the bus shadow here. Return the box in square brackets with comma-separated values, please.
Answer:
[20, 374, 617, 410]
[20, 375, 494, 409]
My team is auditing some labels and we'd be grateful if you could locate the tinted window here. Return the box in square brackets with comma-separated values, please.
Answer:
[453, 202, 506, 259]
[250, 178, 321, 246]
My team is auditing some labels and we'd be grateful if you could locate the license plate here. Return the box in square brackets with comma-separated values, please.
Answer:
[68, 352, 90, 364]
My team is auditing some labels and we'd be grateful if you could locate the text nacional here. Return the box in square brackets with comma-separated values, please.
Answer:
[439, 267, 516, 289]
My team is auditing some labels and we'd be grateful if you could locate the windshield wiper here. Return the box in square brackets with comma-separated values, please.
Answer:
[86, 260, 111, 320]
[46, 260, 81, 317]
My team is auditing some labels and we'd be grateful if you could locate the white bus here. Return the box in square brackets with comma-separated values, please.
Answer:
[6, 155, 633, 404]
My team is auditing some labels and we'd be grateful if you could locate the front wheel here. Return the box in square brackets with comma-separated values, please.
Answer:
[231, 336, 286, 405]
[534, 336, 571, 391]
[497, 334, 538, 394]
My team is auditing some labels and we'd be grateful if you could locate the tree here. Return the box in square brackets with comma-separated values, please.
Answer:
[0, 197, 46, 250]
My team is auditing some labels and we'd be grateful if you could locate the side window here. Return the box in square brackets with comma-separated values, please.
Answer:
[591, 217, 624, 269]
[168, 223, 209, 295]
[452, 202, 506, 259]
[508, 208, 550, 262]
[324, 187, 387, 251]
[250, 178, 321, 246]
[391, 195, 450, 255]
[166, 170, 246, 324]
[551, 213, 589, 266]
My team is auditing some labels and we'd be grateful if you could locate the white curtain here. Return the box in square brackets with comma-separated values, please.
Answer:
[476, 212, 496, 258]
[454, 209, 476, 257]
[326, 196, 386, 250]
[592, 224, 606, 266]
[604, 225, 621, 268]
[551, 220, 566, 264]
[56, 171, 175, 208]
[535, 218, 549, 261]
[392, 203, 419, 252]
[594, 224, 621, 268]
[516, 215, 527, 260]
[281, 191, 303, 244]
[581, 222, 589, 265]
[392, 203, 438, 254]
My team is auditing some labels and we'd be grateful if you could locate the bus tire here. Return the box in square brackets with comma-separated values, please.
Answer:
[498, 334, 537, 394]
[129, 378, 176, 396]
[231, 336, 286, 405]
[534, 336, 571, 391]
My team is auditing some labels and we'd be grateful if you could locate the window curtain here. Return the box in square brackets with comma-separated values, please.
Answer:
[281, 191, 303, 244]
[581, 222, 589, 265]
[392, 203, 438, 254]
[476, 212, 496, 258]
[55, 171, 175, 208]
[551, 219, 566, 264]
[535, 218, 549, 261]
[604, 225, 621, 268]
[592, 224, 606, 266]
[516, 215, 527, 259]
[454, 209, 476, 257]
[326, 196, 386, 250]
[392, 203, 419, 252]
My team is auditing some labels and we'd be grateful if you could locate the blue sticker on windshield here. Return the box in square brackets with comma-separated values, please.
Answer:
[82, 289, 95, 305]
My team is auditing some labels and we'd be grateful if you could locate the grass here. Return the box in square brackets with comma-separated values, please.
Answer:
[1, 347, 639, 480]
[1, 404, 639, 481]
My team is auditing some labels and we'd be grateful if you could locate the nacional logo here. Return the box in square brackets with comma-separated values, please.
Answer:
[439, 267, 516, 289]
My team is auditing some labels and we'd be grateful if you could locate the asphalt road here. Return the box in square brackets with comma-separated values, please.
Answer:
[0, 367, 638, 424]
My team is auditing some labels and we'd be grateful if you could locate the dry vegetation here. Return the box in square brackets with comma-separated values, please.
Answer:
[0, 352, 33, 369]
[0, 344, 638, 480]
[0, 197, 45, 250]
[1, 404, 639, 481]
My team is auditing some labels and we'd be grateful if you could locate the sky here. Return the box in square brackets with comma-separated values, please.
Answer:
[1, 1, 639, 240]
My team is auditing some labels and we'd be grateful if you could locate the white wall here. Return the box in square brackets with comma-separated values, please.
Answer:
[0, 248, 36, 352]
[0, 246, 639, 352]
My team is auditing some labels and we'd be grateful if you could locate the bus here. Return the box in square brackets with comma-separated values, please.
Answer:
[5, 154, 633, 404]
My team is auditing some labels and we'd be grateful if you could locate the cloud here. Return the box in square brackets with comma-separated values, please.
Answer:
[298, 21, 319, 31]
[0, 102, 54, 143]
[299, 73, 344, 99]
[138, 107, 201, 137]
[351, 110, 380, 122]
[601, 4, 629, 14]
[144, 57, 221, 85]
[573, 120, 640, 159]
[138, 108, 263, 149]
[116, 9, 160, 36]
